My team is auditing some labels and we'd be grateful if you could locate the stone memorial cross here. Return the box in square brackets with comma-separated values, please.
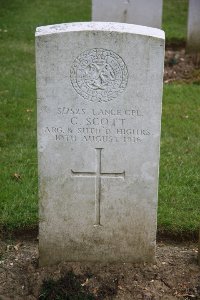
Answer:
[71, 148, 125, 226]
[36, 22, 165, 266]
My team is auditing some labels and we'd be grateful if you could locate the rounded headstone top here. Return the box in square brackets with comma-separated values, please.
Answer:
[35, 22, 165, 40]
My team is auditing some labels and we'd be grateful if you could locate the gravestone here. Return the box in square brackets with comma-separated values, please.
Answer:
[92, 0, 163, 29]
[36, 22, 165, 266]
[187, 0, 200, 52]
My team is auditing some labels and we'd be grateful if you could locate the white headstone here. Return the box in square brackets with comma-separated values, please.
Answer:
[187, 0, 200, 52]
[36, 22, 165, 266]
[92, 0, 163, 28]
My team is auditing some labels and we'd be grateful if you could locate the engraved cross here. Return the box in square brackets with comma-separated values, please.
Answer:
[71, 148, 125, 226]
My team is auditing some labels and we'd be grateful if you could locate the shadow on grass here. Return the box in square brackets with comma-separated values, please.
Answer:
[165, 38, 186, 50]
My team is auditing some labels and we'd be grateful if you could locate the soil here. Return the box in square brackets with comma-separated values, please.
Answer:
[0, 47, 200, 300]
[0, 238, 199, 300]
[164, 47, 200, 84]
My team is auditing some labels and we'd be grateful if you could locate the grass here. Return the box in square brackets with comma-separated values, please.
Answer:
[0, 0, 90, 230]
[159, 84, 200, 234]
[163, 0, 188, 43]
[0, 0, 199, 235]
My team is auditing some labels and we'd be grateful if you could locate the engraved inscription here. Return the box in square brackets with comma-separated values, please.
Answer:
[71, 148, 125, 226]
[43, 106, 152, 143]
[70, 48, 128, 103]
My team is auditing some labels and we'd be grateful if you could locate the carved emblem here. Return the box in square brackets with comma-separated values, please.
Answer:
[70, 48, 128, 103]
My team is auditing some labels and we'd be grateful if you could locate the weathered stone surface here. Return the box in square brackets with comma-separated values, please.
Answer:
[36, 22, 165, 266]
[92, 0, 163, 28]
[187, 0, 200, 52]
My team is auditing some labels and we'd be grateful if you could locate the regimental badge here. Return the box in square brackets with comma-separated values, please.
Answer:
[70, 48, 128, 103]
